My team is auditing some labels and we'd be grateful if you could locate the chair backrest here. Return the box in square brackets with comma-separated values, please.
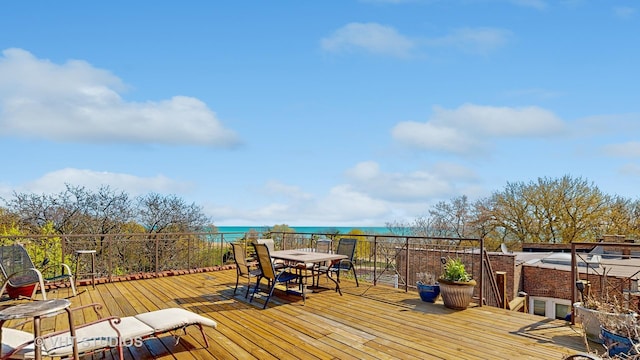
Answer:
[256, 239, 276, 253]
[252, 243, 276, 281]
[231, 243, 251, 275]
[0, 245, 40, 285]
[336, 238, 357, 261]
[316, 239, 332, 253]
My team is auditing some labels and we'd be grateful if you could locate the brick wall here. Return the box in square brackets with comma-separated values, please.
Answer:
[522, 266, 572, 299]
[398, 249, 521, 301]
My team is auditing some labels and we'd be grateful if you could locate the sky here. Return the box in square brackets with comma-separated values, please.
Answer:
[0, 1, 639, 227]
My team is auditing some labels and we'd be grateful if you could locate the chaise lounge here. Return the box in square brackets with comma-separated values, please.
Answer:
[0, 303, 217, 359]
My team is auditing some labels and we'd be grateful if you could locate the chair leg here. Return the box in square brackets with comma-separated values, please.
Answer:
[244, 276, 252, 298]
[250, 277, 261, 303]
[197, 323, 210, 347]
[233, 273, 240, 295]
[351, 265, 359, 287]
[263, 282, 277, 309]
[69, 274, 78, 297]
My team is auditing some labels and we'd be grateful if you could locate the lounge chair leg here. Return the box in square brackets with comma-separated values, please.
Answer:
[197, 323, 210, 347]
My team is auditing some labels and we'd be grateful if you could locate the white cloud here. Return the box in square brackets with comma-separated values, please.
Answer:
[426, 27, 512, 55]
[8, 168, 190, 197]
[321, 23, 415, 57]
[345, 161, 474, 201]
[392, 103, 566, 154]
[602, 142, 640, 158]
[263, 180, 313, 200]
[391, 121, 480, 154]
[204, 160, 485, 226]
[0, 48, 240, 147]
[619, 163, 640, 176]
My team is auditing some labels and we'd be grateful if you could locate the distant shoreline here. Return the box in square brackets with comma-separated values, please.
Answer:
[215, 225, 391, 241]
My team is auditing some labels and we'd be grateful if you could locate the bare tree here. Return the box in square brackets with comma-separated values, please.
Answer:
[135, 193, 209, 233]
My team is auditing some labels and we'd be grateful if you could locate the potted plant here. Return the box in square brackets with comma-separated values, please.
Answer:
[574, 295, 636, 344]
[438, 257, 476, 310]
[573, 289, 638, 355]
[416, 272, 440, 303]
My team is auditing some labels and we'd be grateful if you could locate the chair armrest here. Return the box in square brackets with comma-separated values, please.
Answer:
[5, 268, 44, 287]
[67, 302, 105, 317]
[2, 315, 122, 359]
[41, 263, 74, 280]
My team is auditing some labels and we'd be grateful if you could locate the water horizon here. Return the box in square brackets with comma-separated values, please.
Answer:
[215, 225, 391, 241]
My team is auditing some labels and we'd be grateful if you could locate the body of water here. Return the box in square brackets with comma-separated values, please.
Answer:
[215, 225, 390, 241]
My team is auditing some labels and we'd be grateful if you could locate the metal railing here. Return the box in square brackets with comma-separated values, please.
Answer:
[571, 241, 640, 317]
[0, 231, 484, 302]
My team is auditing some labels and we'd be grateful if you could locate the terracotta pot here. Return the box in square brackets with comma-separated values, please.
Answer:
[438, 279, 476, 310]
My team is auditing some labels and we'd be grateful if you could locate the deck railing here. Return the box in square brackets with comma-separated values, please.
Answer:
[0, 231, 484, 303]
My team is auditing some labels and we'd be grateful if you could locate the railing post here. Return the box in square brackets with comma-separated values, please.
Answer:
[373, 236, 378, 286]
[107, 235, 114, 282]
[479, 237, 484, 307]
[571, 242, 576, 325]
[188, 236, 192, 269]
[404, 237, 409, 292]
[155, 233, 159, 277]
[496, 271, 508, 309]
[220, 233, 224, 266]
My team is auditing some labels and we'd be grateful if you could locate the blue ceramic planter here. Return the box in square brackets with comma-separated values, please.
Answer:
[601, 326, 638, 357]
[417, 283, 440, 303]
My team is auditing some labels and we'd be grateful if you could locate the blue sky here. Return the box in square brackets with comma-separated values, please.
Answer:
[1, 0, 639, 227]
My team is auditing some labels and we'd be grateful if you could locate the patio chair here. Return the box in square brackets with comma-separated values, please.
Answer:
[315, 238, 359, 288]
[0, 244, 77, 301]
[255, 238, 285, 269]
[304, 238, 332, 286]
[0, 303, 217, 360]
[230, 242, 261, 298]
[250, 242, 299, 309]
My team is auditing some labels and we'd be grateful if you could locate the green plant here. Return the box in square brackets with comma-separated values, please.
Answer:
[440, 257, 472, 283]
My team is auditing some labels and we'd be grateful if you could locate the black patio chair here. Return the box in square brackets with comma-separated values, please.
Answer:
[315, 238, 359, 288]
[250, 242, 299, 309]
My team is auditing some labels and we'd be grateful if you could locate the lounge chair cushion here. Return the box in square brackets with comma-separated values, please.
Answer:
[1, 328, 34, 356]
[45, 316, 156, 357]
[1, 308, 217, 359]
[134, 308, 217, 333]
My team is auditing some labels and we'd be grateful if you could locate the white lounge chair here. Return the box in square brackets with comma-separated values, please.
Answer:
[0, 303, 217, 359]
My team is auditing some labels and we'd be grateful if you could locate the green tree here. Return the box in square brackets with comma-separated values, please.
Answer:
[489, 175, 611, 244]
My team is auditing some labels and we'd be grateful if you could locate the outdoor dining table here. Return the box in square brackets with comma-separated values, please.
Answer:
[269, 249, 347, 295]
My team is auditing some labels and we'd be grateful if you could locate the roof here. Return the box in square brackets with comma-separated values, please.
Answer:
[520, 249, 640, 280]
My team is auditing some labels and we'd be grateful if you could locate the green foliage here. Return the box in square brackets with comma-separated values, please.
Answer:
[440, 258, 471, 283]
[347, 229, 370, 259]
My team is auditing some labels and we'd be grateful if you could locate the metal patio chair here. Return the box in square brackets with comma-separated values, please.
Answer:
[250, 242, 299, 309]
[315, 238, 359, 288]
[230, 242, 261, 298]
[0, 244, 77, 300]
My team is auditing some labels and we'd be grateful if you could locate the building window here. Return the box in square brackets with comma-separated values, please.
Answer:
[533, 299, 546, 316]
[555, 303, 570, 320]
[529, 296, 571, 320]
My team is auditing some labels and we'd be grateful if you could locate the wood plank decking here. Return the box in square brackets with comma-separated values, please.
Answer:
[2, 269, 594, 359]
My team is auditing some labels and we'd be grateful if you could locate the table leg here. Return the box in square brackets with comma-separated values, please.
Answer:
[66, 308, 79, 360]
[325, 272, 342, 296]
[33, 316, 41, 360]
[0, 320, 5, 359]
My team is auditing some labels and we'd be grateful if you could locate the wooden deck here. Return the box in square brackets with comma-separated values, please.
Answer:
[2, 268, 594, 359]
